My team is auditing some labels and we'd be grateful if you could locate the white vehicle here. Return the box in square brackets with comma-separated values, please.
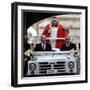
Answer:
[27, 51, 79, 76]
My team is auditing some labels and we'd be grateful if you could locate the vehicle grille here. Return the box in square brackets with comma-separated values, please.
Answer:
[39, 62, 51, 74]
[39, 61, 66, 75]
[55, 62, 66, 73]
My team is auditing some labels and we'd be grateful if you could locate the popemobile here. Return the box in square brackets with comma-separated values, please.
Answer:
[27, 50, 80, 76]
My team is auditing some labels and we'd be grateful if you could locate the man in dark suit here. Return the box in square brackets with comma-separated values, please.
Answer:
[34, 35, 52, 51]
[61, 36, 76, 51]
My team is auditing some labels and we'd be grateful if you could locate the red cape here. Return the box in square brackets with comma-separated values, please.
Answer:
[42, 24, 67, 48]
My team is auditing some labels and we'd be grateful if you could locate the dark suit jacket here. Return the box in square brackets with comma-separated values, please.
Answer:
[34, 43, 52, 51]
[61, 42, 76, 51]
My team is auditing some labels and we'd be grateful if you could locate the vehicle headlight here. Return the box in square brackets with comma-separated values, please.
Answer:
[29, 63, 36, 71]
[68, 61, 74, 69]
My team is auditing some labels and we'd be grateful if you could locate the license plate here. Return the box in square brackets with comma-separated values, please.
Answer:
[47, 69, 54, 74]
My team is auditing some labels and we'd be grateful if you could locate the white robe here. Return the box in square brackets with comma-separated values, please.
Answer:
[49, 27, 58, 48]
